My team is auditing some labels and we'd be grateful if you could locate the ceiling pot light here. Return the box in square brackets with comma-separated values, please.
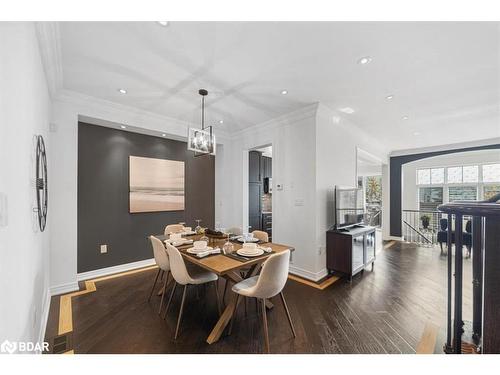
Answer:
[281, 90, 288, 95]
[402, 116, 409, 120]
[339, 107, 355, 114]
[120, 125, 126, 129]
[118, 88, 127, 94]
[358, 56, 372, 65]
[386, 95, 394, 100]
[156, 21, 169, 27]
[219, 120, 224, 124]
[162, 133, 166, 137]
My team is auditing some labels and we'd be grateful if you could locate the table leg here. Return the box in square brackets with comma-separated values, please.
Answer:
[206, 271, 243, 344]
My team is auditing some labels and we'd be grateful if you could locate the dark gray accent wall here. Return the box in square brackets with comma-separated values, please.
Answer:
[390, 143, 500, 237]
[78, 122, 215, 273]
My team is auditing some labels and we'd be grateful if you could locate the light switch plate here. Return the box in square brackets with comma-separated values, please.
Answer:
[100, 244, 108, 254]
[0, 192, 7, 227]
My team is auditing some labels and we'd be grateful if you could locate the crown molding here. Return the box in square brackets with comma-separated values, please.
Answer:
[390, 137, 500, 157]
[231, 102, 320, 139]
[54, 89, 231, 141]
[35, 22, 63, 98]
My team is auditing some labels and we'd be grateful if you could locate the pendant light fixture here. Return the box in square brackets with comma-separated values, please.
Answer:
[187, 89, 216, 156]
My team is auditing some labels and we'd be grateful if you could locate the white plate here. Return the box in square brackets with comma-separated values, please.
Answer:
[236, 237, 259, 243]
[237, 248, 264, 257]
[182, 230, 197, 236]
[187, 246, 213, 254]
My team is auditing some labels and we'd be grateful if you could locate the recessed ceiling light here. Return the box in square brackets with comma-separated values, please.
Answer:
[386, 95, 394, 100]
[402, 116, 409, 120]
[118, 88, 127, 94]
[219, 120, 224, 124]
[339, 107, 355, 114]
[162, 133, 166, 137]
[358, 56, 372, 65]
[281, 90, 288, 95]
[120, 125, 126, 129]
[156, 21, 169, 27]
[413, 131, 420, 136]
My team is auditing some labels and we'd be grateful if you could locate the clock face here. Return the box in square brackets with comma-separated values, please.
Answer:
[35, 135, 48, 232]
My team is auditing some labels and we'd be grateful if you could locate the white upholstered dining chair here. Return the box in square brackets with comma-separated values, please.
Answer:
[148, 236, 172, 315]
[251, 230, 269, 242]
[164, 243, 221, 339]
[229, 250, 296, 353]
[164, 224, 185, 236]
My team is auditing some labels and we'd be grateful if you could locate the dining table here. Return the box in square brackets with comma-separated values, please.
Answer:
[152, 232, 294, 344]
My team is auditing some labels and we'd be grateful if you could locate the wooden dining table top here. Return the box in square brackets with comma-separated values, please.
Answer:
[152, 233, 294, 276]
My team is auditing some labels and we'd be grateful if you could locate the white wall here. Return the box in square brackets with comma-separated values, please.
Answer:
[315, 104, 389, 276]
[221, 104, 319, 280]
[402, 149, 500, 211]
[0, 22, 51, 348]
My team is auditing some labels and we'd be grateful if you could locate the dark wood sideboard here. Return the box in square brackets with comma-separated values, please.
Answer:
[326, 225, 376, 281]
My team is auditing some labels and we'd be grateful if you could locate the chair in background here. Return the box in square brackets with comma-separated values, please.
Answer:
[164, 224, 184, 236]
[164, 243, 221, 339]
[252, 230, 269, 242]
[437, 218, 472, 258]
[229, 250, 295, 353]
[148, 236, 172, 315]
[226, 226, 242, 236]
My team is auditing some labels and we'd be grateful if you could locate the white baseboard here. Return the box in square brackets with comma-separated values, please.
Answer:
[77, 258, 156, 282]
[49, 281, 80, 296]
[37, 288, 51, 352]
[289, 265, 328, 282]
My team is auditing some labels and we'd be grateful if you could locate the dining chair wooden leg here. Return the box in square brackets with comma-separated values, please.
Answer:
[214, 281, 222, 316]
[261, 298, 270, 354]
[158, 271, 169, 315]
[279, 292, 296, 338]
[222, 280, 228, 304]
[174, 285, 188, 340]
[148, 269, 161, 302]
[228, 294, 240, 335]
[163, 280, 177, 319]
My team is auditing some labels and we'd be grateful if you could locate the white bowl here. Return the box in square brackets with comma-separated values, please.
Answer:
[194, 240, 208, 250]
[243, 242, 257, 250]
[170, 233, 182, 240]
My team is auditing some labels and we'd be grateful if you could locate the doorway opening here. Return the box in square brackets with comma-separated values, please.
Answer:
[248, 145, 272, 241]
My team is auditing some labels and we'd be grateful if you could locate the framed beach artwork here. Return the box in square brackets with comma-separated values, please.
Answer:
[129, 156, 185, 213]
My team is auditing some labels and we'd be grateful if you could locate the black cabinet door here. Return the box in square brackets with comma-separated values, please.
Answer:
[249, 183, 261, 217]
[249, 214, 261, 231]
[249, 151, 262, 183]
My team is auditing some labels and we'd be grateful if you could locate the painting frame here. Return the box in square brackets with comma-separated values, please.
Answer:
[128, 155, 185, 213]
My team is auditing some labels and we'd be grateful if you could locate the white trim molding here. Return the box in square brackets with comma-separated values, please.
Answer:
[77, 258, 156, 282]
[49, 281, 80, 296]
[391, 137, 500, 157]
[289, 265, 329, 282]
[37, 288, 52, 350]
[35, 21, 63, 98]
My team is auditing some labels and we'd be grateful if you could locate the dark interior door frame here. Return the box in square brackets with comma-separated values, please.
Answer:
[390, 143, 500, 237]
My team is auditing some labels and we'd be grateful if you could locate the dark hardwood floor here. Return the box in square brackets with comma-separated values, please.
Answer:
[45, 241, 472, 354]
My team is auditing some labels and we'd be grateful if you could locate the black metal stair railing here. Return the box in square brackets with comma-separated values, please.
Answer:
[438, 193, 500, 354]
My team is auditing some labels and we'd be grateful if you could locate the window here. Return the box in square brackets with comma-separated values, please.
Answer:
[417, 168, 443, 184]
[431, 168, 444, 184]
[483, 164, 500, 183]
[484, 185, 500, 200]
[417, 169, 430, 185]
[447, 166, 462, 183]
[463, 165, 479, 183]
[419, 187, 443, 211]
[448, 186, 477, 202]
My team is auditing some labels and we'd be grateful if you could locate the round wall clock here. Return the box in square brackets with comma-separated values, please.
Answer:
[35, 135, 48, 232]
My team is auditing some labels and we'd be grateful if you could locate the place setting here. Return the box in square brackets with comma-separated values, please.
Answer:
[164, 232, 194, 247]
[184, 240, 221, 258]
[225, 242, 274, 262]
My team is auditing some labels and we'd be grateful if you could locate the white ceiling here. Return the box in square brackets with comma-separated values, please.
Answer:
[58, 22, 500, 151]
